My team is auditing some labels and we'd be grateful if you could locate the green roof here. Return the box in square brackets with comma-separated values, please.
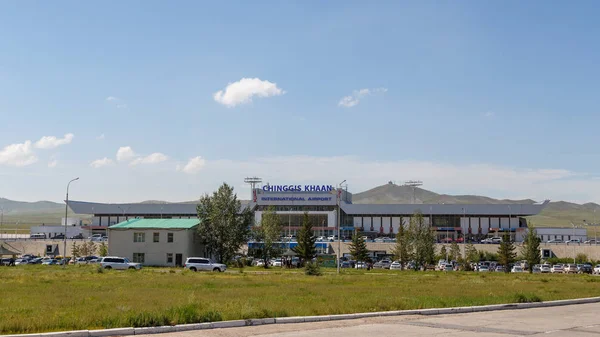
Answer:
[109, 218, 200, 229]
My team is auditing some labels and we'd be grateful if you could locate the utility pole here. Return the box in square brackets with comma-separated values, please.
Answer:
[64, 177, 79, 267]
[337, 179, 346, 274]
[404, 180, 423, 204]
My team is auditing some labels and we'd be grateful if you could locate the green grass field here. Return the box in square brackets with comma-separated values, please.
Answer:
[1, 266, 600, 334]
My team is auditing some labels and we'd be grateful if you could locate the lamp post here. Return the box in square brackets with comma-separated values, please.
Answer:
[337, 179, 346, 275]
[570, 222, 576, 264]
[64, 177, 79, 267]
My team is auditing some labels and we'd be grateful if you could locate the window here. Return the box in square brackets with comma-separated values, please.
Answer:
[153, 232, 160, 243]
[133, 253, 145, 263]
[167, 253, 173, 264]
[133, 232, 145, 242]
[168, 233, 173, 243]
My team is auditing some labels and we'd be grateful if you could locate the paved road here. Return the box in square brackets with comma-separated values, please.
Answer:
[138, 302, 600, 337]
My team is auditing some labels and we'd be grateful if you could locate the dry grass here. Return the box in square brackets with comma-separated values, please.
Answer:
[1, 265, 599, 334]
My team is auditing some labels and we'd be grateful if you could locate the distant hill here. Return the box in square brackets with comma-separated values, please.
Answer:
[0, 198, 63, 214]
[2, 184, 600, 229]
[353, 182, 600, 227]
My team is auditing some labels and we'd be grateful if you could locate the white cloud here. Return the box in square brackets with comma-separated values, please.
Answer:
[130, 153, 168, 166]
[0, 141, 37, 167]
[213, 78, 285, 107]
[96, 134, 105, 140]
[338, 87, 387, 108]
[34, 133, 74, 149]
[177, 156, 206, 174]
[47, 160, 58, 168]
[106, 96, 118, 101]
[338, 96, 359, 108]
[116, 146, 136, 162]
[484, 111, 495, 118]
[90, 157, 114, 168]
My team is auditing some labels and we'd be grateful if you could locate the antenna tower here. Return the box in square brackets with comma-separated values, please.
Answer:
[404, 180, 423, 204]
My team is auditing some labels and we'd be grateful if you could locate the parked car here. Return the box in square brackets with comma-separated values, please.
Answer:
[443, 263, 454, 271]
[579, 264, 593, 274]
[30, 233, 46, 239]
[547, 239, 563, 243]
[89, 234, 104, 242]
[253, 259, 265, 267]
[478, 266, 489, 272]
[327, 235, 337, 242]
[532, 265, 542, 273]
[271, 258, 283, 267]
[316, 236, 326, 242]
[565, 239, 581, 245]
[42, 259, 58, 265]
[593, 265, 600, 275]
[1, 258, 15, 266]
[100, 256, 142, 270]
[340, 261, 351, 268]
[493, 265, 504, 272]
[373, 259, 392, 269]
[70, 233, 84, 239]
[540, 264, 551, 273]
[355, 261, 367, 269]
[511, 266, 524, 273]
[389, 261, 402, 270]
[551, 264, 564, 273]
[51, 234, 65, 239]
[584, 239, 597, 244]
[184, 257, 225, 272]
[564, 264, 578, 274]
[14, 258, 29, 265]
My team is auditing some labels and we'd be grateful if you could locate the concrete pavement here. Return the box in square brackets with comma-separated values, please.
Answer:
[136, 302, 600, 337]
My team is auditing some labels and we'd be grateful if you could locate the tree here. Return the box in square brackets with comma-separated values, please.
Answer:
[294, 213, 317, 265]
[521, 224, 541, 273]
[196, 183, 253, 263]
[349, 230, 369, 263]
[497, 233, 516, 273]
[98, 242, 108, 257]
[449, 241, 461, 262]
[439, 245, 448, 260]
[79, 241, 96, 257]
[464, 242, 478, 269]
[255, 206, 282, 268]
[71, 242, 80, 258]
[392, 220, 410, 269]
[409, 211, 435, 270]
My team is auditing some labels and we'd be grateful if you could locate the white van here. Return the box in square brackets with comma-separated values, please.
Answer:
[30, 233, 46, 239]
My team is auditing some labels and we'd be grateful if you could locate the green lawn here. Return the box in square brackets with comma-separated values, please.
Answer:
[1, 266, 600, 334]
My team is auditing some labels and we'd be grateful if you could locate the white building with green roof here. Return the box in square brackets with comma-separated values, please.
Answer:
[108, 218, 204, 267]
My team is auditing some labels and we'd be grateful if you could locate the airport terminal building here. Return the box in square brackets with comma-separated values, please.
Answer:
[67, 183, 550, 242]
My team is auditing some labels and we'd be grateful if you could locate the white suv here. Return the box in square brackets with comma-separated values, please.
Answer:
[100, 256, 142, 270]
[184, 257, 226, 272]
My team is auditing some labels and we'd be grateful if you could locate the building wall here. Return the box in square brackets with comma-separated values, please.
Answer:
[30, 225, 87, 239]
[108, 228, 203, 266]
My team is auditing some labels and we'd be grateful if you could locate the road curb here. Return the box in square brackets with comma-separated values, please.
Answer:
[4, 296, 600, 337]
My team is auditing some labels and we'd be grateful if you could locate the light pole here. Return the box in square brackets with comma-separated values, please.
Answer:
[508, 205, 512, 241]
[116, 205, 131, 222]
[570, 222, 576, 264]
[337, 179, 346, 275]
[64, 177, 79, 267]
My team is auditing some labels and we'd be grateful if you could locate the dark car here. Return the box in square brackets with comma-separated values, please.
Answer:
[1, 258, 15, 266]
[70, 233, 84, 239]
[51, 234, 65, 239]
[578, 264, 593, 274]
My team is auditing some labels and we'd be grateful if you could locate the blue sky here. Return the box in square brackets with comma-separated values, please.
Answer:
[1, 1, 600, 203]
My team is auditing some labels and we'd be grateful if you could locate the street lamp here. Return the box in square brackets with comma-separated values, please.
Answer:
[337, 179, 346, 275]
[64, 177, 79, 267]
[570, 222, 577, 264]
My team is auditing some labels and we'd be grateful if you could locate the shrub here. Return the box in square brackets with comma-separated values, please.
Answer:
[305, 262, 322, 276]
[96, 266, 104, 274]
[514, 293, 542, 303]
